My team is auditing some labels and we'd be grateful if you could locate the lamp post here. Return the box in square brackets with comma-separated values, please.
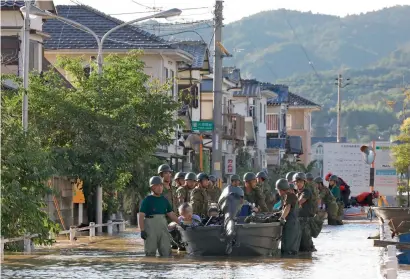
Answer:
[21, 4, 181, 232]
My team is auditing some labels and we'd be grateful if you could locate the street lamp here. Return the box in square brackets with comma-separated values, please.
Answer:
[20, 4, 181, 232]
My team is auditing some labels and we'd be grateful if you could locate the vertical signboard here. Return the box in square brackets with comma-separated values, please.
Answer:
[323, 143, 370, 196]
[224, 154, 236, 175]
[374, 141, 397, 196]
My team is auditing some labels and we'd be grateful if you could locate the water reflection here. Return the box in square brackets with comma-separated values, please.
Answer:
[2, 223, 410, 279]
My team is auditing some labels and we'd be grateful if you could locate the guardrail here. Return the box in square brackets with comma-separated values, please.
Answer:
[0, 220, 128, 262]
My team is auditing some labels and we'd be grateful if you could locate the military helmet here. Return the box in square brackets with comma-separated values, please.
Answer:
[305, 172, 314, 180]
[196, 172, 209, 182]
[208, 175, 217, 183]
[285, 171, 296, 182]
[243, 172, 256, 182]
[184, 172, 196, 181]
[256, 171, 268, 180]
[276, 178, 290, 191]
[174, 172, 186, 180]
[158, 164, 172, 174]
[314, 176, 323, 183]
[293, 172, 306, 181]
[329, 175, 338, 182]
[149, 176, 163, 186]
[230, 174, 240, 182]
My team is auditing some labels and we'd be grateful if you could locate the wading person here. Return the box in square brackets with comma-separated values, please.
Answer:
[256, 171, 275, 211]
[190, 173, 210, 217]
[285, 171, 296, 184]
[315, 177, 341, 226]
[139, 176, 184, 257]
[207, 175, 222, 203]
[243, 172, 269, 212]
[294, 172, 316, 252]
[173, 172, 186, 189]
[329, 175, 344, 223]
[276, 178, 301, 256]
[305, 173, 320, 214]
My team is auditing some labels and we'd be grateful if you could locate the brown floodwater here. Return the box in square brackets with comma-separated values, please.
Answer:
[2, 222, 410, 279]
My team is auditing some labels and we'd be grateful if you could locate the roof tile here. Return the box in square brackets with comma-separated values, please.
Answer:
[43, 5, 175, 50]
[175, 41, 208, 69]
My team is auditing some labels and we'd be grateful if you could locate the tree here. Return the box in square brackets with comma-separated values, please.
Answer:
[392, 118, 410, 174]
[3, 51, 182, 223]
[1, 81, 59, 244]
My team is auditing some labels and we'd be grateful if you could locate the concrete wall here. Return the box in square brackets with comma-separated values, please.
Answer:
[45, 176, 74, 229]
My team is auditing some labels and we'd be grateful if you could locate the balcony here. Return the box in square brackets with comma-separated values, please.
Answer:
[267, 138, 286, 149]
[266, 114, 279, 133]
[222, 115, 245, 141]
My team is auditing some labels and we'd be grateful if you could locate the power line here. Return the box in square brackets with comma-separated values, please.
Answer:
[109, 6, 210, 16]
[282, 10, 322, 82]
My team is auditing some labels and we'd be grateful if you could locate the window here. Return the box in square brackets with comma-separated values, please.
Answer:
[259, 103, 262, 123]
[286, 114, 292, 129]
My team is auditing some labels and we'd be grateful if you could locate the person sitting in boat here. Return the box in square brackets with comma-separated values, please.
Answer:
[325, 172, 351, 208]
[202, 206, 223, 226]
[351, 191, 379, 207]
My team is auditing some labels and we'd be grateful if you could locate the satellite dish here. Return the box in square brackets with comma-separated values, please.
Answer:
[360, 145, 375, 165]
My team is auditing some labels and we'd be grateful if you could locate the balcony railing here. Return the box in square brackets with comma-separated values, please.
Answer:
[267, 138, 286, 149]
[266, 114, 279, 132]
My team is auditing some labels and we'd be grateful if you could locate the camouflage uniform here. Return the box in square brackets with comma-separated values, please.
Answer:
[258, 181, 275, 211]
[243, 187, 269, 212]
[190, 186, 209, 218]
[207, 185, 222, 204]
[305, 181, 320, 214]
[320, 187, 340, 225]
[162, 183, 178, 213]
[176, 186, 192, 208]
[297, 186, 316, 252]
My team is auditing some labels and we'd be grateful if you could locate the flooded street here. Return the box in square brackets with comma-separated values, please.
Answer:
[2, 222, 410, 279]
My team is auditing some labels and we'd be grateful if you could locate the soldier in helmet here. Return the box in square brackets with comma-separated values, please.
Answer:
[174, 172, 186, 188]
[305, 172, 320, 214]
[242, 172, 269, 212]
[158, 164, 178, 212]
[207, 175, 222, 203]
[138, 176, 184, 257]
[190, 173, 210, 217]
[315, 177, 342, 225]
[256, 171, 275, 211]
[286, 172, 296, 184]
[294, 172, 316, 252]
[276, 178, 301, 255]
[329, 175, 344, 223]
[176, 172, 196, 208]
[230, 174, 241, 187]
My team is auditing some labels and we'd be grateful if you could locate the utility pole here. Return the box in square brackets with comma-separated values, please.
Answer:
[335, 74, 349, 142]
[211, 0, 223, 180]
[22, 0, 31, 132]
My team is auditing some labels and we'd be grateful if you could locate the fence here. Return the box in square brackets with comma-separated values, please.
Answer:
[0, 220, 128, 262]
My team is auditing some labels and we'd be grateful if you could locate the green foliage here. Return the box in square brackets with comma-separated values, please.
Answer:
[2, 51, 182, 227]
[392, 118, 410, 174]
[235, 148, 257, 181]
[1, 80, 60, 244]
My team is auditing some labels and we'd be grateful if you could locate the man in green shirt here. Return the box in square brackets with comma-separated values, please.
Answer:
[207, 175, 222, 203]
[138, 176, 183, 257]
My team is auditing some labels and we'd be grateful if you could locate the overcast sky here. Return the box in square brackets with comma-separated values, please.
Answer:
[52, 0, 410, 24]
